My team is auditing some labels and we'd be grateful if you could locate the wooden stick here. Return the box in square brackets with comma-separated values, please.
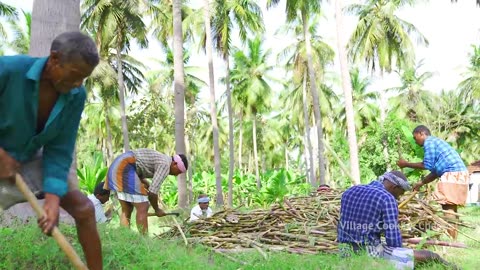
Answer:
[15, 174, 88, 270]
[441, 210, 464, 217]
[157, 200, 188, 246]
[147, 212, 180, 217]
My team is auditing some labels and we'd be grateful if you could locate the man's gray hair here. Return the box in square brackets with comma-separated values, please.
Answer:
[50, 31, 99, 67]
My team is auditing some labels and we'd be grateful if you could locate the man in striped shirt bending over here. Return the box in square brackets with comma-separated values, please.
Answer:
[338, 171, 457, 270]
[106, 149, 188, 234]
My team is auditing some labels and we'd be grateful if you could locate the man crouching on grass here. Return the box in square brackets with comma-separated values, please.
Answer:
[337, 171, 458, 270]
[0, 31, 102, 269]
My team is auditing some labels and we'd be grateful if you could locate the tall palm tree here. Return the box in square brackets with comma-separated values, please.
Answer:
[230, 37, 274, 189]
[82, 0, 148, 152]
[267, 0, 328, 185]
[211, 0, 264, 207]
[347, 0, 428, 170]
[335, 0, 360, 185]
[203, 0, 224, 206]
[277, 14, 335, 186]
[173, 0, 188, 208]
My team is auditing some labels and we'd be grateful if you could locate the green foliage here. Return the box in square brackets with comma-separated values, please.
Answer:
[254, 169, 292, 206]
[160, 169, 310, 208]
[352, 114, 427, 184]
[77, 152, 108, 194]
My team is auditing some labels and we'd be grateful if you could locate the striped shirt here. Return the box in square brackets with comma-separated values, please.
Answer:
[132, 149, 172, 194]
[423, 136, 467, 176]
[338, 181, 403, 247]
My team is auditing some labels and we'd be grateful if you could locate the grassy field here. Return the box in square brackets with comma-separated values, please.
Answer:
[0, 207, 479, 270]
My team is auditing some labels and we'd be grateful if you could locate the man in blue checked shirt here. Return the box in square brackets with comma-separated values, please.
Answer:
[0, 31, 102, 269]
[397, 125, 469, 239]
[338, 171, 456, 270]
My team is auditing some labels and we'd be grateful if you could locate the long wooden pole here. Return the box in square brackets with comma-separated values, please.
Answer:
[15, 174, 88, 270]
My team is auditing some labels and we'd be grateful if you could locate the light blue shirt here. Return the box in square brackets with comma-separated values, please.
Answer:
[0, 55, 86, 197]
[423, 136, 467, 176]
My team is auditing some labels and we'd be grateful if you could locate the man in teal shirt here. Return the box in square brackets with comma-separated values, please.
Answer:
[0, 31, 102, 270]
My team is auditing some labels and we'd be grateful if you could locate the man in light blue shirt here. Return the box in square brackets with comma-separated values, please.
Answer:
[397, 125, 469, 239]
[0, 31, 102, 269]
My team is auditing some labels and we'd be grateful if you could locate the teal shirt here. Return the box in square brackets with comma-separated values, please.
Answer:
[0, 55, 86, 197]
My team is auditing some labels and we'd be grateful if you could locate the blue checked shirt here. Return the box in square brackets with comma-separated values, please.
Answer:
[337, 181, 403, 247]
[423, 136, 467, 176]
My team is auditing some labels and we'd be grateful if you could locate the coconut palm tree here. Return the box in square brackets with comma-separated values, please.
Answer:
[172, 0, 189, 208]
[267, 0, 329, 185]
[277, 13, 335, 186]
[81, 0, 148, 152]
[230, 37, 274, 189]
[211, 0, 264, 207]
[202, 0, 224, 206]
[335, 0, 360, 185]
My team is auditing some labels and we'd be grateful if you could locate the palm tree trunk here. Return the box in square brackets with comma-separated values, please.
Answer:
[380, 91, 390, 171]
[173, 0, 188, 209]
[104, 107, 114, 164]
[303, 136, 310, 183]
[29, 0, 80, 56]
[301, 10, 325, 186]
[239, 112, 243, 173]
[185, 137, 193, 205]
[248, 152, 253, 174]
[203, 0, 224, 206]
[116, 38, 130, 152]
[302, 73, 316, 186]
[226, 57, 235, 207]
[253, 116, 261, 189]
[335, 0, 361, 185]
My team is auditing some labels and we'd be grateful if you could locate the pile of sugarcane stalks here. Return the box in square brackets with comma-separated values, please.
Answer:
[158, 190, 474, 255]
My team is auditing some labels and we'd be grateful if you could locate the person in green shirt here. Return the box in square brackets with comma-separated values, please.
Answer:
[0, 31, 102, 270]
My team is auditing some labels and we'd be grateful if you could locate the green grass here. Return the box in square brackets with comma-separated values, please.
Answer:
[1, 207, 479, 270]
